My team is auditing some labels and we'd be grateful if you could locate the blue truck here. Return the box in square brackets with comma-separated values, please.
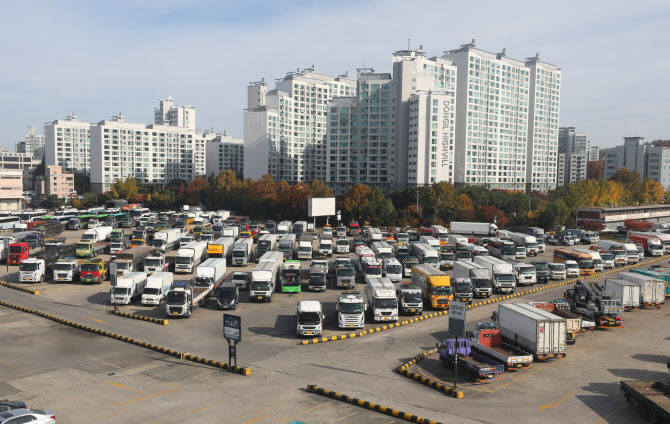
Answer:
[437, 338, 505, 382]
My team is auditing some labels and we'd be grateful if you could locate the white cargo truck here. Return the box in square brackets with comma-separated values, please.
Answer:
[450, 222, 498, 237]
[222, 226, 240, 239]
[617, 272, 666, 307]
[514, 263, 537, 286]
[111, 271, 147, 305]
[412, 243, 439, 268]
[53, 258, 81, 282]
[419, 236, 440, 249]
[142, 272, 173, 305]
[250, 251, 283, 301]
[383, 258, 403, 282]
[603, 279, 641, 310]
[255, 234, 279, 259]
[365, 276, 398, 322]
[296, 300, 323, 337]
[396, 283, 423, 315]
[193, 258, 227, 289]
[232, 238, 254, 266]
[371, 241, 393, 261]
[297, 235, 314, 260]
[430, 225, 449, 241]
[474, 256, 516, 294]
[179, 234, 194, 248]
[448, 234, 468, 250]
[81, 226, 113, 243]
[453, 260, 492, 298]
[165, 281, 213, 317]
[318, 234, 333, 257]
[337, 291, 366, 329]
[152, 228, 181, 252]
[276, 220, 293, 235]
[499, 231, 539, 256]
[336, 237, 350, 254]
[622, 242, 641, 263]
[494, 303, 567, 360]
[175, 241, 208, 274]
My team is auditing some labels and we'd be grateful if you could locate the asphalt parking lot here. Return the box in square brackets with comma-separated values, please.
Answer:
[0, 227, 667, 423]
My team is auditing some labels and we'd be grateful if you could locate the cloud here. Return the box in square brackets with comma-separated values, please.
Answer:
[1, 0, 669, 149]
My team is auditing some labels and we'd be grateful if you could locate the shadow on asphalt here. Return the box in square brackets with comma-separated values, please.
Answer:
[607, 368, 669, 381]
[631, 353, 670, 364]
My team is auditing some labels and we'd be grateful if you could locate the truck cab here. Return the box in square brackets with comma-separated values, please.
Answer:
[383, 258, 402, 282]
[515, 245, 527, 259]
[439, 250, 455, 270]
[336, 264, 355, 289]
[337, 291, 365, 328]
[144, 253, 170, 274]
[549, 262, 566, 279]
[67, 217, 82, 231]
[8, 242, 29, 265]
[80, 259, 107, 284]
[600, 253, 615, 269]
[231, 272, 250, 290]
[179, 234, 194, 248]
[396, 283, 423, 315]
[514, 263, 537, 286]
[308, 264, 327, 292]
[453, 277, 474, 304]
[530, 260, 550, 283]
[296, 300, 323, 337]
[19, 258, 49, 283]
[402, 256, 419, 277]
[53, 258, 81, 282]
[366, 277, 398, 322]
[564, 260, 580, 277]
[336, 238, 350, 254]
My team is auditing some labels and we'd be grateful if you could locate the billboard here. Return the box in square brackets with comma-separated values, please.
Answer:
[308, 197, 336, 217]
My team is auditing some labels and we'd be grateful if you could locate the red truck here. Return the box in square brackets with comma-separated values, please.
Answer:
[349, 221, 360, 236]
[8, 242, 29, 265]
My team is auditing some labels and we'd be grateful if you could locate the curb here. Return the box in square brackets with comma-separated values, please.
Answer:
[0, 300, 251, 376]
[396, 348, 464, 398]
[306, 384, 443, 424]
[300, 256, 667, 346]
[0, 281, 39, 295]
[109, 310, 169, 325]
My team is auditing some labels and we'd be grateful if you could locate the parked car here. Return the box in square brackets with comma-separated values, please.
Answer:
[0, 400, 26, 413]
[0, 408, 56, 423]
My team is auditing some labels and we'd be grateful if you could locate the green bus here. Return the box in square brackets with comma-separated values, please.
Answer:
[281, 260, 302, 293]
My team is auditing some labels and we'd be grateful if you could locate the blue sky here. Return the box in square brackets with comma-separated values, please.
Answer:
[1, 0, 669, 150]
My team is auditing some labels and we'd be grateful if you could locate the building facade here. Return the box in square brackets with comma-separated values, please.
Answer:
[0, 171, 24, 211]
[205, 133, 244, 178]
[588, 146, 600, 162]
[244, 69, 357, 183]
[154, 97, 195, 130]
[16, 126, 45, 160]
[0, 149, 41, 191]
[44, 114, 91, 176]
[36, 165, 75, 199]
[557, 126, 589, 186]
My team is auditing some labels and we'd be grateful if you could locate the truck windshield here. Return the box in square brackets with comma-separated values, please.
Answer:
[473, 278, 491, 288]
[601, 253, 614, 261]
[250, 281, 270, 291]
[233, 250, 246, 257]
[310, 274, 326, 284]
[502, 245, 516, 255]
[432, 286, 453, 296]
[26, 235, 38, 242]
[375, 298, 397, 309]
[180, 238, 193, 244]
[533, 262, 548, 271]
[549, 264, 565, 271]
[497, 274, 516, 282]
[338, 268, 354, 277]
[403, 293, 422, 303]
[152, 240, 164, 248]
[194, 277, 211, 286]
[365, 267, 382, 276]
[9, 246, 23, 254]
[117, 262, 131, 271]
[81, 264, 99, 272]
[337, 240, 348, 246]
[166, 292, 185, 304]
[424, 256, 439, 264]
[219, 288, 236, 299]
[456, 282, 473, 292]
[54, 263, 73, 270]
[82, 234, 95, 241]
[387, 265, 402, 274]
[339, 303, 363, 313]
[319, 243, 330, 250]
[113, 287, 129, 295]
[298, 312, 320, 325]
[19, 262, 38, 271]
[279, 244, 291, 252]
[519, 267, 535, 274]
[299, 247, 311, 253]
[76, 243, 89, 250]
[526, 243, 538, 249]
[566, 263, 578, 269]
[145, 258, 161, 267]
[579, 260, 594, 269]
[440, 253, 454, 261]
[143, 288, 159, 295]
[455, 252, 470, 260]
[175, 256, 191, 265]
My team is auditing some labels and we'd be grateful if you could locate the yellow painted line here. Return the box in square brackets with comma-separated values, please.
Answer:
[151, 368, 181, 378]
[82, 315, 108, 324]
[240, 415, 269, 424]
[186, 404, 216, 415]
[121, 387, 182, 405]
[539, 390, 576, 412]
[151, 421, 166, 424]
[88, 357, 122, 369]
[329, 411, 359, 423]
[284, 401, 332, 420]
[105, 380, 144, 394]
[87, 410, 128, 424]
[594, 403, 627, 424]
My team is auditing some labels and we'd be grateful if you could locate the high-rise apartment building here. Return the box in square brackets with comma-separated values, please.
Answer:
[44, 114, 91, 175]
[205, 132, 244, 179]
[244, 68, 357, 182]
[605, 136, 646, 179]
[90, 114, 211, 194]
[588, 146, 600, 162]
[154, 97, 196, 130]
[16, 126, 45, 160]
[443, 42, 531, 191]
[557, 127, 589, 185]
[526, 55, 561, 191]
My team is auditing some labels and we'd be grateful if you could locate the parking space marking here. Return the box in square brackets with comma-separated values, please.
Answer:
[329, 411, 359, 423]
[121, 387, 182, 405]
[87, 357, 123, 369]
[105, 380, 144, 394]
[88, 410, 128, 424]
[150, 368, 181, 378]
[539, 390, 576, 412]
[186, 404, 216, 414]
[241, 416, 271, 424]
[82, 315, 108, 324]
[594, 403, 627, 424]
[284, 401, 332, 420]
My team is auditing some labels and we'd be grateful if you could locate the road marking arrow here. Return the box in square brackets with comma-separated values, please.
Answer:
[104, 380, 144, 394]
[540, 390, 576, 412]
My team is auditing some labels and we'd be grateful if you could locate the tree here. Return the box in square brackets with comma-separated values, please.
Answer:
[309, 179, 333, 198]
[636, 179, 664, 205]
[341, 184, 371, 223]
[365, 187, 396, 227]
[41, 194, 60, 209]
[476, 205, 508, 228]
[185, 177, 210, 205]
[73, 173, 90, 195]
[110, 177, 139, 200]
[624, 219, 653, 231]
[663, 189, 670, 204]
[421, 182, 458, 223]
[583, 221, 605, 231]
[608, 167, 642, 188]
[456, 194, 475, 221]
[540, 199, 572, 228]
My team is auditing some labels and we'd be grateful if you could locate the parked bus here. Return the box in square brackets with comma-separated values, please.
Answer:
[486, 237, 516, 260]
[0, 216, 21, 229]
[19, 211, 47, 222]
[553, 248, 595, 276]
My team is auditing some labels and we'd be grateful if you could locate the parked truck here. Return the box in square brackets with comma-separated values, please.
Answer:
[175, 241, 208, 274]
[165, 281, 213, 317]
[152, 229, 181, 253]
[256, 234, 279, 259]
[115, 245, 153, 276]
[467, 323, 533, 371]
[564, 280, 624, 328]
[337, 291, 366, 329]
[280, 260, 302, 292]
[207, 237, 234, 261]
[526, 301, 581, 345]
[18, 256, 55, 283]
[396, 282, 423, 315]
[296, 300, 324, 337]
[628, 232, 664, 257]
[80, 259, 108, 284]
[412, 264, 453, 309]
[75, 240, 108, 259]
[454, 261, 492, 298]
[617, 272, 666, 308]
[620, 378, 670, 423]
[222, 226, 240, 239]
[630, 268, 670, 298]
[110, 271, 147, 305]
[316, 234, 333, 257]
[193, 258, 227, 290]
[8, 242, 29, 265]
[474, 256, 516, 294]
[365, 276, 398, 322]
[232, 238, 254, 266]
[81, 226, 113, 243]
[250, 251, 283, 301]
[141, 272, 173, 305]
[335, 263, 356, 289]
[52, 258, 82, 282]
[143, 251, 173, 274]
[607, 275, 642, 307]
[297, 235, 314, 260]
[449, 222, 498, 237]
[437, 337, 505, 381]
[492, 303, 567, 360]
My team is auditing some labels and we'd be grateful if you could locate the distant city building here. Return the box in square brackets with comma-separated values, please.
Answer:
[557, 127, 589, 185]
[0, 170, 24, 211]
[154, 96, 195, 130]
[16, 126, 45, 160]
[588, 146, 600, 162]
[0, 149, 41, 191]
[603, 136, 670, 188]
[44, 114, 91, 175]
[36, 165, 74, 199]
[205, 132, 244, 178]
[587, 160, 605, 180]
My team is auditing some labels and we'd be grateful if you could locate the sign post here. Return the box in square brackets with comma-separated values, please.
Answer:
[223, 314, 241, 373]
[448, 301, 466, 389]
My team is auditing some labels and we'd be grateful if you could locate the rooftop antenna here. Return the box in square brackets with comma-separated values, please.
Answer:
[408, 39, 412, 50]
